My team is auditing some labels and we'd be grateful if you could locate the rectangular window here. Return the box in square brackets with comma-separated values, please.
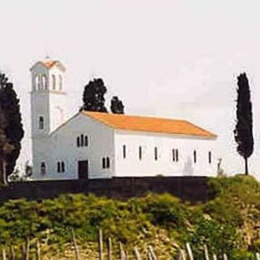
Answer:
[208, 151, 212, 164]
[139, 146, 142, 160]
[154, 147, 158, 161]
[172, 149, 176, 162]
[193, 150, 197, 163]
[123, 145, 126, 159]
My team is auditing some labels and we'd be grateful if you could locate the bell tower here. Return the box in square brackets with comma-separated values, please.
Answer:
[30, 59, 67, 137]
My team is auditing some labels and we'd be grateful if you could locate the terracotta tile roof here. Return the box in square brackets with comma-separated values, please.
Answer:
[42, 60, 59, 69]
[82, 111, 217, 139]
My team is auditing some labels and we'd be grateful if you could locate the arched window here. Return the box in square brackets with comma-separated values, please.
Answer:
[102, 158, 106, 169]
[57, 162, 61, 173]
[39, 116, 44, 130]
[76, 137, 80, 147]
[80, 134, 84, 146]
[84, 136, 88, 146]
[40, 162, 46, 175]
[106, 157, 110, 168]
[59, 75, 62, 91]
[61, 162, 65, 172]
[35, 75, 41, 90]
[42, 75, 47, 90]
[52, 75, 56, 90]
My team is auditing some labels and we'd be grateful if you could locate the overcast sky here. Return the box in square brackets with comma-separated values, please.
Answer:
[1, 0, 260, 177]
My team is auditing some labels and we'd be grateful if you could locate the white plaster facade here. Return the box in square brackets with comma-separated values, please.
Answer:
[30, 60, 218, 180]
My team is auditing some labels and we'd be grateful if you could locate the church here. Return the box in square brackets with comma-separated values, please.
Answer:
[30, 59, 218, 180]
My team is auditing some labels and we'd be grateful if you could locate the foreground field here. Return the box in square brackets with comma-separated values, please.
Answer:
[0, 175, 260, 259]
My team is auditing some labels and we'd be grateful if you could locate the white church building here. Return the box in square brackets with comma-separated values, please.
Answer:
[30, 59, 218, 180]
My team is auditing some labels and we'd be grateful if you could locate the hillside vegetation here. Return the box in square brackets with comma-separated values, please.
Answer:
[0, 175, 260, 259]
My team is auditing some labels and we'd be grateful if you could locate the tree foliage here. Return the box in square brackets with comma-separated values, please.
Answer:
[0, 73, 23, 183]
[81, 78, 107, 112]
[110, 96, 124, 114]
[234, 73, 254, 175]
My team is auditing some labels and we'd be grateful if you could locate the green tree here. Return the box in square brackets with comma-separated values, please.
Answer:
[234, 73, 253, 175]
[110, 96, 124, 114]
[80, 78, 107, 112]
[0, 73, 24, 182]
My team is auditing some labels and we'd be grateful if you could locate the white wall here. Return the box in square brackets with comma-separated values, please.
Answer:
[32, 113, 115, 180]
[114, 130, 217, 177]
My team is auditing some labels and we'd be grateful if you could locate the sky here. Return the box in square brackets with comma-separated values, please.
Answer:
[1, 0, 260, 177]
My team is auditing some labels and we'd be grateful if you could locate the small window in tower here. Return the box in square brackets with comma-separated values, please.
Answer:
[39, 116, 44, 130]
[52, 75, 56, 90]
[59, 75, 62, 91]
[40, 162, 46, 175]
[42, 75, 47, 90]
[35, 75, 41, 90]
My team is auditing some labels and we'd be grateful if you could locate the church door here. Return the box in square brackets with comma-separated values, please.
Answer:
[78, 160, 88, 180]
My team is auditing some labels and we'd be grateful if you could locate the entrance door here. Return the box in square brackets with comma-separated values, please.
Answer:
[78, 160, 88, 180]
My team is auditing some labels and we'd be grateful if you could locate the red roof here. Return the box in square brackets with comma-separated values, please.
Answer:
[82, 111, 217, 139]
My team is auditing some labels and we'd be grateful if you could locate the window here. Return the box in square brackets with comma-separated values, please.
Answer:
[106, 157, 110, 168]
[139, 146, 142, 160]
[40, 162, 46, 175]
[39, 116, 44, 130]
[84, 136, 88, 146]
[154, 147, 158, 161]
[57, 161, 65, 173]
[61, 162, 65, 172]
[102, 157, 110, 169]
[193, 150, 197, 163]
[57, 162, 61, 173]
[123, 145, 126, 159]
[59, 75, 63, 90]
[42, 75, 47, 90]
[52, 75, 56, 90]
[172, 149, 179, 162]
[76, 134, 89, 147]
[208, 151, 212, 164]
[77, 137, 80, 147]
[80, 134, 84, 146]
[102, 158, 106, 169]
[35, 75, 40, 90]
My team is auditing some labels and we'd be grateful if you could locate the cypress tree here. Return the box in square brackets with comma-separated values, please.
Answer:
[110, 96, 125, 114]
[81, 78, 108, 112]
[234, 73, 254, 175]
[0, 73, 24, 182]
